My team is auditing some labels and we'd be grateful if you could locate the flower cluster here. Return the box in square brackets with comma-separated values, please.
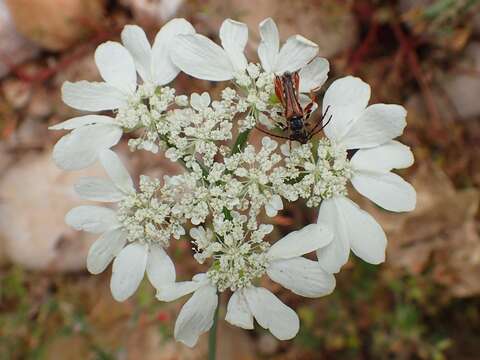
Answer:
[51, 17, 416, 348]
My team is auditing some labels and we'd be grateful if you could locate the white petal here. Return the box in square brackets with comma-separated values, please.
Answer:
[317, 196, 386, 271]
[298, 57, 329, 93]
[244, 287, 299, 340]
[351, 171, 416, 212]
[95, 41, 136, 94]
[190, 92, 211, 111]
[98, 149, 134, 193]
[339, 104, 407, 149]
[121, 25, 152, 82]
[146, 245, 175, 290]
[87, 228, 127, 274]
[267, 257, 336, 297]
[274, 35, 318, 74]
[156, 276, 206, 302]
[52, 124, 122, 171]
[225, 291, 254, 329]
[74, 177, 124, 202]
[62, 81, 128, 111]
[350, 140, 414, 173]
[265, 194, 283, 217]
[65, 205, 118, 233]
[257, 18, 279, 73]
[268, 223, 333, 260]
[174, 284, 218, 347]
[171, 34, 234, 81]
[219, 19, 248, 72]
[110, 243, 148, 301]
[49, 115, 116, 130]
[322, 76, 371, 142]
[152, 18, 196, 85]
[316, 197, 351, 273]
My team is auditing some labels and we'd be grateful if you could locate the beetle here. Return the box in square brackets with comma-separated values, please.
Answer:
[255, 71, 331, 144]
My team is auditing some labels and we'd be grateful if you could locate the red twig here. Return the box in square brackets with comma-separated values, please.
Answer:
[348, 20, 379, 74]
[391, 21, 444, 135]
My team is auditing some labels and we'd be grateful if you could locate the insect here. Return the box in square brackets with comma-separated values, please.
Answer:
[255, 71, 331, 144]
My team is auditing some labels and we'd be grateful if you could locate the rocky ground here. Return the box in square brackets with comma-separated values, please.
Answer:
[1, 0, 480, 359]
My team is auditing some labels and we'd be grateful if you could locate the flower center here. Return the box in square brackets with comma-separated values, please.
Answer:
[117, 176, 185, 247]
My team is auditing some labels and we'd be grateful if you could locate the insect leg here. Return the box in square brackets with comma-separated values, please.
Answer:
[255, 125, 292, 140]
[303, 91, 318, 121]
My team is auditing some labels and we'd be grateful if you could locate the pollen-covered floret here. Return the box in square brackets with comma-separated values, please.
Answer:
[191, 213, 272, 292]
[117, 175, 186, 247]
[115, 84, 176, 153]
[283, 139, 353, 207]
[223, 137, 288, 229]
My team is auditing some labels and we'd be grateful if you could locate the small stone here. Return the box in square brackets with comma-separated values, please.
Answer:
[1, 78, 31, 109]
[119, 0, 184, 24]
[441, 42, 480, 119]
[0, 0, 39, 79]
[27, 87, 53, 119]
[0, 151, 105, 272]
[4, 0, 106, 51]
[257, 333, 279, 355]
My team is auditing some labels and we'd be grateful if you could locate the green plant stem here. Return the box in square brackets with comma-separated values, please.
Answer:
[208, 302, 220, 360]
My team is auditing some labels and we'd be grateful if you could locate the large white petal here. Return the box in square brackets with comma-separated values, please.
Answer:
[351, 171, 416, 212]
[110, 243, 148, 301]
[219, 19, 248, 72]
[62, 81, 128, 111]
[121, 25, 152, 82]
[152, 18, 196, 85]
[171, 34, 234, 81]
[49, 115, 116, 130]
[98, 149, 134, 194]
[52, 124, 122, 171]
[322, 76, 371, 142]
[350, 140, 414, 173]
[299, 57, 329, 93]
[317, 196, 387, 270]
[94, 41, 136, 94]
[156, 281, 203, 302]
[225, 291, 254, 329]
[174, 284, 218, 347]
[146, 245, 175, 290]
[257, 17, 280, 73]
[87, 228, 127, 274]
[267, 257, 336, 298]
[65, 205, 119, 233]
[244, 287, 299, 340]
[339, 104, 407, 149]
[74, 177, 124, 202]
[316, 197, 351, 273]
[274, 35, 318, 74]
[267, 223, 333, 260]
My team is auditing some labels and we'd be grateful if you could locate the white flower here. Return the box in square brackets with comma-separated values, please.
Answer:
[156, 223, 335, 346]
[171, 18, 248, 81]
[315, 76, 416, 273]
[65, 149, 179, 301]
[62, 19, 195, 112]
[171, 17, 328, 90]
[257, 17, 328, 93]
[50, 115, 122, 170]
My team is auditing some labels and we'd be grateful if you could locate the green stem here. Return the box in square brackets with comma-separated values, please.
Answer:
[231, 129, 251, 154]
[208, 302, 219, 360]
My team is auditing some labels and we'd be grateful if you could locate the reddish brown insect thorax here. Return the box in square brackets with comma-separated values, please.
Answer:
[274, 71, 304, 120]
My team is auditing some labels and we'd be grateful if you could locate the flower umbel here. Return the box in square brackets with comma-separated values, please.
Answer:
[51, 17, 416, 350]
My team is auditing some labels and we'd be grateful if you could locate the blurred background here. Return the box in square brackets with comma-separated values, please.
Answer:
[1, 0, 480, 359]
